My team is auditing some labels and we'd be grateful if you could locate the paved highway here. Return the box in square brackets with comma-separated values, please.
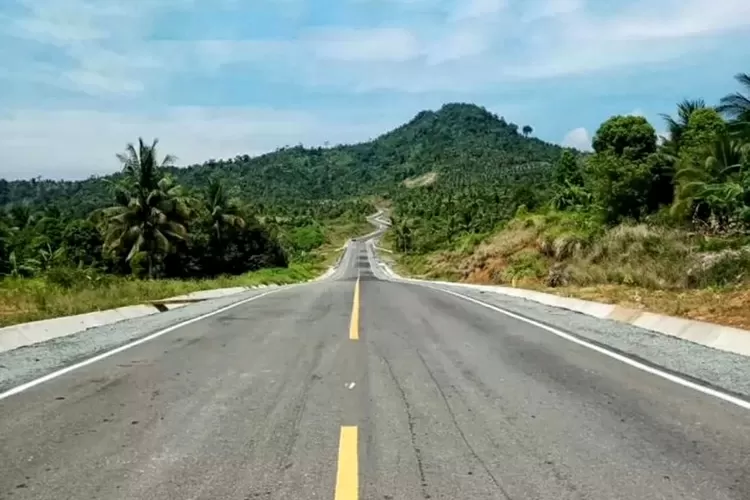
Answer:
[1, 238, 749, 499]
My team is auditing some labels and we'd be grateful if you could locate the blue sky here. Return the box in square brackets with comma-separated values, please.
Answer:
[1, 0, 749, 179]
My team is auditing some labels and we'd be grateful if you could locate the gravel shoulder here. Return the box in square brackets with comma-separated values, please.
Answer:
[0, 287, 284, 393]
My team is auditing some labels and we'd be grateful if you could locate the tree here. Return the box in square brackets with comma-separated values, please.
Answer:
[671, 109, 728, 223]
[718, 73, 750, 140]
[101, 139, 191, 278]
[592, 115, 657, 160]
[718, 73, 750, 122]
[0, 216, 10, 276]
[205, 179, 246, 242]
[553, 150, 583, 187]
[392, 218, 413, 252]
[522, 125, 533, 137]
[672, 134, 750, 229]
[587, 152, 653, 223]
[660, 99, 706, 152]
[8, 205, 34, 230]
[62, 219, 103, 267]
[680, 108, 727, 152]
[587, 116, 668, 222]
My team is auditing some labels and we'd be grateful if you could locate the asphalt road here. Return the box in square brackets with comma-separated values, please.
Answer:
[1, 240, 749, 499]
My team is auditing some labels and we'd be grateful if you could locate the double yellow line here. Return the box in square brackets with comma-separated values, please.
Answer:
[336, 276, 361, 499]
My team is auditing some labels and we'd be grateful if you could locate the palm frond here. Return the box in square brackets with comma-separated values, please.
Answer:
[126, 234, 146, 261]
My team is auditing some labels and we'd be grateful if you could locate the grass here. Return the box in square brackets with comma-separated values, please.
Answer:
[0, 216, 372, 328]
[0, 264, 320, 328]
[391, 209, 750, 330]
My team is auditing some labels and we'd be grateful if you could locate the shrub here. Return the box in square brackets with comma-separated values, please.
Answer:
[688, 249, 750, 287]
[503, 250, 548, 282]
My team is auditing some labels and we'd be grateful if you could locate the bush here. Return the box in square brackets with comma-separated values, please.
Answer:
[288, 225, 326, 253]
[688, 249, 750, 287]
[503, 250, 548, 282]
[45, 267, 85, 289]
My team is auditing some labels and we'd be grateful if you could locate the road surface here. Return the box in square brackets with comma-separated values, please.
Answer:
[0, 240, 748, 499]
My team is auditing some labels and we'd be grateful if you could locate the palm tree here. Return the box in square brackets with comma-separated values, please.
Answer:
[718, 73, 750, 140]
[672, 134, 748, 229]
[718, 73, 750, 121]
[659, 98, 706, 151]
[205, 179, 246, 241]
[101, 138, 190, 278]
[9, 204, 34, 230]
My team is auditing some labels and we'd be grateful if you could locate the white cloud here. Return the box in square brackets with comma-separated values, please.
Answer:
[426, 29, 490, 64]
[562, 127, 592, 151]
[0, 108, 393, 180]
[6, 0, 750, 99]
[452, 0, 507, 20]
[1, 0, 749, 179]
[204, 0, 750, 93]
[604, 0, 750, 42]
[522, 0, 583, 22]
[308, 27, 422, 62]
[628, 108, 646, 117]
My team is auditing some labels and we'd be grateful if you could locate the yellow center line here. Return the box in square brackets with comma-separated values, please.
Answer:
[349, 277, 360, 340]
[335, 426, 359, 500]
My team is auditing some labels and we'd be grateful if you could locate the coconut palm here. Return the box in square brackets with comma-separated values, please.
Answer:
[718, 73, 750, 121]
[718, 73, 750, 140]
[659, 98, 706, 151]
[672, 134, 749, 228]
[205, 179, 246, 241]
[101, 139, 191, 277]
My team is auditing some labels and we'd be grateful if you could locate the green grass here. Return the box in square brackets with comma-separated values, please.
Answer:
[0, 263, 321, 328]
[0, 215, 373, 328]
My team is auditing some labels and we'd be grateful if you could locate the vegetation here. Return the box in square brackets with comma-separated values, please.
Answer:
[4, 72, 750, 327]
[385, 72, 750, 328]
[0, 137, 373, 326]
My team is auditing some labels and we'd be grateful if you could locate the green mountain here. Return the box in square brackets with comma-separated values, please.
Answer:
[0, 103, 563, 215]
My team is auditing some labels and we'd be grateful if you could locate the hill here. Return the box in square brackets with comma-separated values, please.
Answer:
[385, 72, 750, 331]
[0, 103, 563, 216]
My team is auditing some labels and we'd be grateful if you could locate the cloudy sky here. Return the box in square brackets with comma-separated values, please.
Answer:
[1, 0, 749, 179]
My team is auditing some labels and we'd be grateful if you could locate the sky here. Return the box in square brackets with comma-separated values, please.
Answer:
[1, 0, 749, 180]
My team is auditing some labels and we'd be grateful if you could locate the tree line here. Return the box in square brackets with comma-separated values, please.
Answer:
[0, 139, 372, 281]
[553, 72, 750, 230]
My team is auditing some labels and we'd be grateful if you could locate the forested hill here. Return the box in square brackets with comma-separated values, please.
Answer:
[0, 103, 563, 215]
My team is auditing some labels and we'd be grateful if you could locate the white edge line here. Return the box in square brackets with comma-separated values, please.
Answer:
[0, 289, 279, 402]
[369, 238, 749, 409]
[426, 284, 750, 411]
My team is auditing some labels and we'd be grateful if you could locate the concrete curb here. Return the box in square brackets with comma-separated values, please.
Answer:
[370, 242, 750, 358]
